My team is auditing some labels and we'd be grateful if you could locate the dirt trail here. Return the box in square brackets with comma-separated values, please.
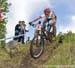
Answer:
[19, 42, 59, 68]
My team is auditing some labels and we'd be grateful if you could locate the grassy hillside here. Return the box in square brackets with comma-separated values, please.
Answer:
[45, 33, 75, 68]
[0, 41, 30, 68]
[18, 33, 75, 68]
[0, 33, 75, 68]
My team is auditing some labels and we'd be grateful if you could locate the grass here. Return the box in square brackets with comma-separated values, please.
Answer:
[0, 33, 75, 68]
[0, 41, 30, 68]
[44, 34, 75, 68]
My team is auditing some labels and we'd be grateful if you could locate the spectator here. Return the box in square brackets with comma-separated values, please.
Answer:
[14, 21, 22, 40]
[18, 21, 29, 44]
[18, 21, 25, 44]
[22, 21, 29, 32]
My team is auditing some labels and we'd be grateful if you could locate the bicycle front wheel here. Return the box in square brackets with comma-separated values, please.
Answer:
[30, 35, 44, 59]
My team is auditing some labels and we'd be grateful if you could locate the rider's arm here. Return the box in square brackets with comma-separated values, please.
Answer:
[32, 14, 45, 23]
[29, 14, 45, 26]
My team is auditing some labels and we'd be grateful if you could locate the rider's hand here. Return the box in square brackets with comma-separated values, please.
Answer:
[29, 22, 35, 27]
[29, 22, 32, 25]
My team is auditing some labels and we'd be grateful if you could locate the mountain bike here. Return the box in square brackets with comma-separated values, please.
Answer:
[29, 19, 54, 59]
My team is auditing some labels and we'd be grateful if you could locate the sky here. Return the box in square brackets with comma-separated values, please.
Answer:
[6, 0, 75, 42]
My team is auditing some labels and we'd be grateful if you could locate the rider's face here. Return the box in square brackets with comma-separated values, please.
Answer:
[45, 12, 50, 18]
[45, 14, 49, 18]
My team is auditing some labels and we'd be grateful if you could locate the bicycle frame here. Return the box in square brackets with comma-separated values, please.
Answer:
[41, 23, 52, 41]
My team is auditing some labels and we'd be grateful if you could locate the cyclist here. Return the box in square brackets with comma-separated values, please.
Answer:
[29, 8, 57, 40]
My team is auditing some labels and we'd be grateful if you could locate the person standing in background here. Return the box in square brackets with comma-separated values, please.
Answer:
[14, 21, 22, 40]
[18, 21, 25, 44]
[18, 21, 29, 44]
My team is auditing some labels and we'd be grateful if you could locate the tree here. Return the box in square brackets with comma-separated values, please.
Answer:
[0, 0, 10, 47]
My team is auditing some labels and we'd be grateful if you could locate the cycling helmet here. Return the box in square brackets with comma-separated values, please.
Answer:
[44, 8, 51, 15]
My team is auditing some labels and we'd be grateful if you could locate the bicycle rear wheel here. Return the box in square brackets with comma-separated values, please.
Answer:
[30, 35, 44, 59]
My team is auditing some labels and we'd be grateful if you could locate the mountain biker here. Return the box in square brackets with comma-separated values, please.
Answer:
[29, 8, 57, 40]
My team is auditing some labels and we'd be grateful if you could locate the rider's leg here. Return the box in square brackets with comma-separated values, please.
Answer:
[53, 25, 56, 37]
[42, 20, 48, 40]
[52, 21, 56, 41]
[51, 14, 56, 38]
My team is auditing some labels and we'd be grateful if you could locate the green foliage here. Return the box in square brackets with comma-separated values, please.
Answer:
[0, 0, 9, 47]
